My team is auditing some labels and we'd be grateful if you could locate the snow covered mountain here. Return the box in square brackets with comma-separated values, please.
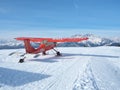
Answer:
[0, 39, 24, 49]
[58, 34, 120, 47]
[0, 34, 120, 49]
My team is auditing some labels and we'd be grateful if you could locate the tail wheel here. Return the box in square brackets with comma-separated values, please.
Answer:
[19, 57, 26, 63]
[19, 58, 24, 63]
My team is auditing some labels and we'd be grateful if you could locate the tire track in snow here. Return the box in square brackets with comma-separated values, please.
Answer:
[42, 58, 78, 90]
[42, 56, 89, 90]
[73, 59, 99, 90]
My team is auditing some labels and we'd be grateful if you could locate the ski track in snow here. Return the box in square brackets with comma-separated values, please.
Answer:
[73, 62, 99, 90]
[0, 47, 120, 90]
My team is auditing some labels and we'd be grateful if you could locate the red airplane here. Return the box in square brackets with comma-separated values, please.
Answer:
[15, 37, 88, 63]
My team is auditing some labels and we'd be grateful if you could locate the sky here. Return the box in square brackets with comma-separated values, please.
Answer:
[0, 0, 120, 38]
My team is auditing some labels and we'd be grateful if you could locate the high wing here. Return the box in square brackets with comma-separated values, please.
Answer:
[15, 37, 88, 42]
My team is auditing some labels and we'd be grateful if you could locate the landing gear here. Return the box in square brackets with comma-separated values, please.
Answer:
[19, 57, 26, 63]
[56, 51, 61, 56]
[42, 51, 47, 55]
[19, 58, 24, 63]
[53, 48, 62, 56]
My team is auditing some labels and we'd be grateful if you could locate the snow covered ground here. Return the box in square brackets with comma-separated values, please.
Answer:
[0, 47, 120, 90]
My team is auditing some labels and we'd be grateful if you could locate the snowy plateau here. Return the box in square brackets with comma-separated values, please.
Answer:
[0, 34, 120, 90]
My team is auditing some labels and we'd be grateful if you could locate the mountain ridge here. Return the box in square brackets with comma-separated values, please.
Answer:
[0, 34, 120, 49]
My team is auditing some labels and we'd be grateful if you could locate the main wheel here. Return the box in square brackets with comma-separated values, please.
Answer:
[56, 52, 61, 56]
[42, 51, 47, 55]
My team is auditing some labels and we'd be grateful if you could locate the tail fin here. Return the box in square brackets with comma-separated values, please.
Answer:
[24, 39, 36, 53]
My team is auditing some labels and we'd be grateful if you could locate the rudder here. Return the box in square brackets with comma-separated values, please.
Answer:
[24, 39, 36, 53]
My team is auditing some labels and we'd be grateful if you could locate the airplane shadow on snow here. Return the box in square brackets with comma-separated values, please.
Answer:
[29, 55, 73, 63]
[63, 53, 119, 58]
[29, 53, 119, 63]
[0, 67, 51, 87]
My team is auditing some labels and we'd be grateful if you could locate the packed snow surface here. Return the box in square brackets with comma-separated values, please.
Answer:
[0, 47, 120, 90]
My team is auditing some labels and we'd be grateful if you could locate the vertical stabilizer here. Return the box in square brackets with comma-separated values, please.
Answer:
[24, 39, 36, 53]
